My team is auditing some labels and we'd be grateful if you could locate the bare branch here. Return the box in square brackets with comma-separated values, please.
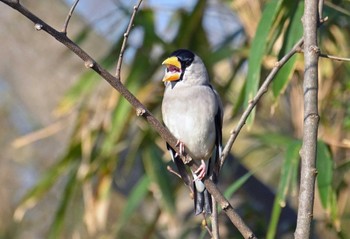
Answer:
[0, 1, 257, 238]
[220, 38, 304, 168]
[294, 0, 320, 238]
[166, 165, 182, 179]
[115, 0, 143, 78]
[204, 179, 256, 239]
[61, 0, 80, 34]
[201, 217, 214, 238]
[296, 39, 350, 63]
[211, 196, 219, 239]
[319, 53, 350, 62]
[318, 0, 324, 22]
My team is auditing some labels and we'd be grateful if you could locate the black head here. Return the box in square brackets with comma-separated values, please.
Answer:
[170, 49, 195, 69]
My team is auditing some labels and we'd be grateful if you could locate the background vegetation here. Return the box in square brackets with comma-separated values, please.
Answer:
[1, 0, 350, 238]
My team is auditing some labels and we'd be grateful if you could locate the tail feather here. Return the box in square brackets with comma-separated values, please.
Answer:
[167, 143, 217, 215]
[194, 182, 212, 215]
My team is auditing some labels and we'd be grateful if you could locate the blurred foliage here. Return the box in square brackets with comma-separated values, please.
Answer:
[9, 0, 350, 238]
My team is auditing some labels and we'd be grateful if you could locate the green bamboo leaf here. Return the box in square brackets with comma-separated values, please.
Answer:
[252, 132, 297, 148]
[72, 26, 91, 46]
[336, 160, 350, 176]
[316, 141, 334, 209]
[222, 158, 274, 213]
[272, 2, 304, 99]
[174, 0, 208, 49]
[223, 50, 248, 115]
[267, 140, 301, 239]
[99, 10, 160, 155]
[56, 29, 125, 116]
[232, 80, 246, 116]
[14, 143, 81, 221]
[273, 55, 298, 98]
[100, 46, 160, 156]
[224, 170, 253, 199]
[318, 144, 340, 231]
[55, 72, 99, 115]
[101, 97, 132, 156]
[135, 9, 164, 47]
[329, 191, 340, 231]
[48, 163, 80, 239]
[245, 0, 284, 126]
[207, 46, 238, 67]
[116, 175, 151, 235]
[143, 146, 176, 214]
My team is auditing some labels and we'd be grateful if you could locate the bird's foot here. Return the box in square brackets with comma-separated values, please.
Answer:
[194, 160, 206, 181]
[175, 140, 185, 157]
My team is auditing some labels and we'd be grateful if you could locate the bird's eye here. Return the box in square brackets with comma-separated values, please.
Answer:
[185, 60, 191, 67]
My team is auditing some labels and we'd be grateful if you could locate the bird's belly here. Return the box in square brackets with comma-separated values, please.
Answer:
[165, 109, 216, 160]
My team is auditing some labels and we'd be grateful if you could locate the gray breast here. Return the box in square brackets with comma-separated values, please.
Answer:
[162, 84, 217, 160]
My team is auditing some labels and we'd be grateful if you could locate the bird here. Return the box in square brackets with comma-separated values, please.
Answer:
[161, 49, 223, 215]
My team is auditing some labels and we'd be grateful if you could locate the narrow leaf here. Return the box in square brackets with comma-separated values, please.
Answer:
[55, 72, 99, 115]
[316, 141, 334, 209]
[143, 146, 176, 214]
[272, 2, 304, 98]
[48, 163, 79, 239]
[245, 0, 284, 126]
[267, 141, 301, 239]
[224, 171, 253, 199]
[14, 143, 81, 221]
[116, 175, 151, 235]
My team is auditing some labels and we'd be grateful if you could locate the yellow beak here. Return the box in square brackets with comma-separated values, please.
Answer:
[162, 56, 181, 82]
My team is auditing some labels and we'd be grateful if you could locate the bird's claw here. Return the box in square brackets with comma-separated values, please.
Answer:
[194, 160, 206, 181]
[175, 140, 185, 157]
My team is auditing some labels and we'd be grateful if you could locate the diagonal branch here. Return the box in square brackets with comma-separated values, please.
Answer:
[219, 4, 329, 170]
[220, 38, 304, 168]
[0, 1, 256, 238]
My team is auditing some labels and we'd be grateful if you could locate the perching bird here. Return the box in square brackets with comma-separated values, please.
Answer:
[161, 49, 223, 215]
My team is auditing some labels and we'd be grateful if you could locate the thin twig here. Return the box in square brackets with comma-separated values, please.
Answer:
[61, 0, 80, 34]
[202, 216, 213, 238]
[211, 195, 219, 239]
[296, 44, 350, 63]
[220, 38, 304, 168]
[319, 53, 350, 62]
[167, 166, 194, 195]
[166, 165, 182, 179]
[0, 1, 257, 238]
[318, 0, 324, 22]
[115, 0, 143, 77]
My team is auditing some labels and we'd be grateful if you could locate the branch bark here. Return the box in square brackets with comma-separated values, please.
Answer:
[319, 53, 350, 62]
[220, 38, 304, 168]
[61, 0, 80, 34]
[294, 0, 320, 238]
[115, 0, 143, 77]
[0, 1, 256, 238]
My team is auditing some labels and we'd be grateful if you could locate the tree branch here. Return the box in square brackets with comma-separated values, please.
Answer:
[61, 0, 80, 34]
[318, 0, 324, 22]
[0, 1, 256, 238]
[211, 196, 219, 239]
[319, 53, 350, 62]
[294, 0, 320, 238]
[220, 38, 304, 168]
[115, 0, 143, 77]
